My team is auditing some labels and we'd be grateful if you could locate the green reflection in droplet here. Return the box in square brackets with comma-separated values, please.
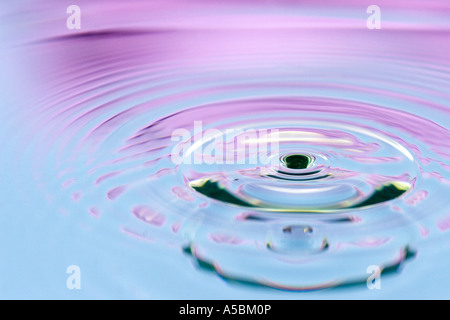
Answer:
[281, 154, 314, 170]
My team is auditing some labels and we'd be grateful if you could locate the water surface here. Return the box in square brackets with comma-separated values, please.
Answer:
[1, 0, 450, 299]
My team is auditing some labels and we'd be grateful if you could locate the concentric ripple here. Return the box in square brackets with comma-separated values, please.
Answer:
[9, 0, 450, 293]
[180, 101, 416, 212]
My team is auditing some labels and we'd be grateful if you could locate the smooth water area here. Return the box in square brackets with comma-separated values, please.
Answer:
[1, 0, 450, 299]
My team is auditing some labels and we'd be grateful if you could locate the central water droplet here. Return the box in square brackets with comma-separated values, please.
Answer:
[283, 225, 313, 235]
[267, 225, 328, 255]
[281, 154, 314, 170]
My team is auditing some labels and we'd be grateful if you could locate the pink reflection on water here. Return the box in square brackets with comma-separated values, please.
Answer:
[132, 206, 166, 227]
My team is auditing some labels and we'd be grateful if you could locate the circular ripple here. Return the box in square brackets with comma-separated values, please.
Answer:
[128, 97, 446, 289]
[24, 21, 450, 291]
[155, 98, 417, 213]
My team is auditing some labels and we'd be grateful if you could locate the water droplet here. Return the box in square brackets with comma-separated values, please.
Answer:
[281, 154, 314, 170]
[267, 225, 327, 255]
[283, 225, 313, 235]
